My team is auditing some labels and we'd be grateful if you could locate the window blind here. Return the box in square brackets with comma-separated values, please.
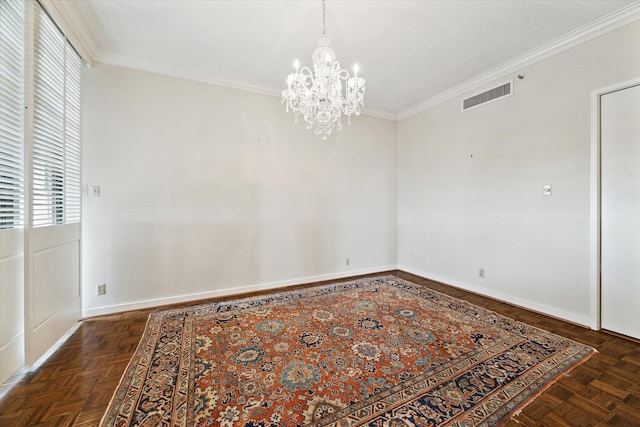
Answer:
[0, 0, 25, 229]
[64, 45, 81, 223]
[32, 5, 81, 227]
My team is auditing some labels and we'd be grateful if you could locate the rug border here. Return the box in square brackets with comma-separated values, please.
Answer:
[99, 313, 157, 427]
[391, 275, 598, 426]
[494, 348, 596, 427]
[389, 275, 597, 355]
[100, 274, 597, 427]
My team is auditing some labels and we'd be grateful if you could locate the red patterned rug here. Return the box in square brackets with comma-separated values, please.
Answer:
[101, 275, 594, 426]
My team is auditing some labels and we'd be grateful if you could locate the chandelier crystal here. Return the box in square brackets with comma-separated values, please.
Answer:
[281, 0, 365, 140]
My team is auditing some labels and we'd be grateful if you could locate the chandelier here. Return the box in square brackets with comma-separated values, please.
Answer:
[281, 0, 365, 140]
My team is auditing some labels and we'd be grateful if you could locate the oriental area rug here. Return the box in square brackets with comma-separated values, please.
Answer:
[101, 275, 595, 427]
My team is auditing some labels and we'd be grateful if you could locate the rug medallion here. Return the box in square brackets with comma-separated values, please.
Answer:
[101, 275, 594, 426]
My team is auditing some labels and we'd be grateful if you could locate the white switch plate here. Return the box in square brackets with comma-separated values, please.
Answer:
[91, 185, 101, 197]
[543, 185, 552, 196]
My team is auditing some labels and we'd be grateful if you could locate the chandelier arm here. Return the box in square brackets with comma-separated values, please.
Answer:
[299, 66, 314, 78]
[337, 69, 350, 80]
[296, 67, 315, 88]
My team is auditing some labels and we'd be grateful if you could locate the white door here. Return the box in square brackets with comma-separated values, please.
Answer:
[601, 83, 640, 340]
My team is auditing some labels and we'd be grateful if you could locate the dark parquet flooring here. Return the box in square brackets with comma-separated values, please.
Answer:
[0, 270, 639, 426]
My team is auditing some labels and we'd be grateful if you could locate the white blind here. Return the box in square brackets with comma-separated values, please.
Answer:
[0, 0, 25, 229]
[64, 45, 81, 223]
[33, 5, 81, 227]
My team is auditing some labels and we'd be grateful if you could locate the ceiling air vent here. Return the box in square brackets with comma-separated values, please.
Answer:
[462, 80, 513, 111]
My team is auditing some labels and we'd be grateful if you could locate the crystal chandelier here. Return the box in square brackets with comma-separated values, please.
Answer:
[281, 0, 365, 140]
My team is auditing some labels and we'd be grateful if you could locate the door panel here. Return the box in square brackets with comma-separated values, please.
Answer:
[0, 229, 24, 384]
[27, 223, 80, 365]
[601, 84, 640, 340]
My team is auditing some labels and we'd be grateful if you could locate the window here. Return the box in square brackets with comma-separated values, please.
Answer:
[0, 0, 25, 230]
[32, 4, 81, 227]
[0, 2, 81, 229]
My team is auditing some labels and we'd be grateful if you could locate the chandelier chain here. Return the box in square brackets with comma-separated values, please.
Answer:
[322, 0, 326, 35]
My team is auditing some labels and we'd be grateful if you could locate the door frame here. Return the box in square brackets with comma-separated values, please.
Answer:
[590, 77, 640, 331]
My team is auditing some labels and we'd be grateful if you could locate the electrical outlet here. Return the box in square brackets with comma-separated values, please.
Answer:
[97, 283, 107, 295]
[346, 258, 350, 266]
[479, 268, 485, 278]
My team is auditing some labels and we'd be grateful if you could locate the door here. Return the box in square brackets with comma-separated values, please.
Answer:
[601, 83, 640, 340]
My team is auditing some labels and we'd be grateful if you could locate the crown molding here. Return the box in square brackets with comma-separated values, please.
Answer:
[397, 2, 640, 120]
[53, 0, 397, 119]
[361, 107, 398, 121]
[94, 50, 398, 121]
[95, 50, 283, 98]
[44, 0, 639, 123]
[38, 0, 98, 66]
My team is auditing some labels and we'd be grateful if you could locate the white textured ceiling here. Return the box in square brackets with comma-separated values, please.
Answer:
[70, 0, 636, 116]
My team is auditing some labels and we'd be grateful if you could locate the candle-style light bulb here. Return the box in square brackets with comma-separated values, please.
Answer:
[353, 63, 359, 77]
[294, 59, 300, 71]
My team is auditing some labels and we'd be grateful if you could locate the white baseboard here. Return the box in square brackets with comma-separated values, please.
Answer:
[83, 265, 593, 328]
[397, 265, 593, 328]
[82, 265, 398, 318]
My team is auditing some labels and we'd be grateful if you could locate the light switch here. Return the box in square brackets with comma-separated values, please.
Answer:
[543, 185, 552, 196]
[91, 185, 101, 197]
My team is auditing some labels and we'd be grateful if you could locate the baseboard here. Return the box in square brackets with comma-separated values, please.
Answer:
[82, 265, 398, 318]
[397, 265, 593, 328]
[83, 265, 594, 328]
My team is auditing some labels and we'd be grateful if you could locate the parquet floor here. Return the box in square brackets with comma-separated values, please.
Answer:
[0, 270, 639, 426]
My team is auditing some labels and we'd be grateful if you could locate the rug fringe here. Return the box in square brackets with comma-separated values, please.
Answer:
[499, 348, 596, 426]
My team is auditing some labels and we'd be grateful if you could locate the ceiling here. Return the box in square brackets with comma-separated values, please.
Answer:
[68, 0, 637, 118]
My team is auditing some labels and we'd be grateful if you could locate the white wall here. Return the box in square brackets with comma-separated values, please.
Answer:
[82, 64, 397, 316]
[398, 21, 640, 326]
[82, 21, 639, 327]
